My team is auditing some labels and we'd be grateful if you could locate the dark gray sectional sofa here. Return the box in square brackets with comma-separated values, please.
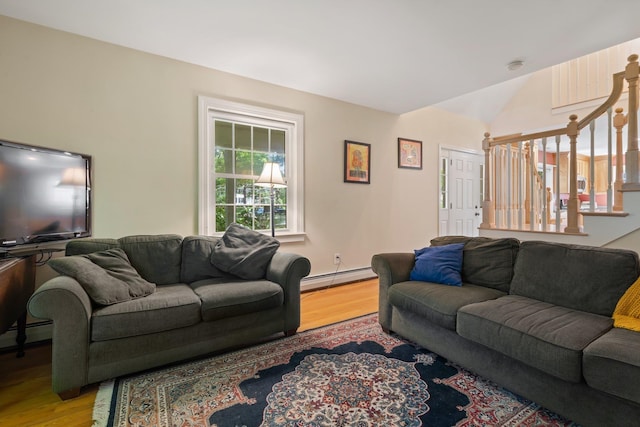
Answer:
[372, 236, 640, 427]
[28, 234, 311, 399]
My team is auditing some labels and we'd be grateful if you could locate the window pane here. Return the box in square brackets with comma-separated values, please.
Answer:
[235, 124, 251, 150]
[274, 186, 287, 205]
[215, 121, 233, 149]
[274, 205, 286, 229]
[255, 205, 270, 230]
[254, 185, 271, 205]
[215, 205, 234, 232]
[236, 179, 254, 205]
[215, 148, 233, 174]
[254, 127, 269, 152]
[235, 206, 253, 228]
[271, 129, 285, 154]
[253, 152, 269, 176]
[235, 150, 252, 175]
[215, 177, 235, 204]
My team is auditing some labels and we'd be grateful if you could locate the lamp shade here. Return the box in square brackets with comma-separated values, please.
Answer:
[255, 163, 286, 188]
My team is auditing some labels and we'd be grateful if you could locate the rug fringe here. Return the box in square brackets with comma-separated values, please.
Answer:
[92, 379, 115, 427]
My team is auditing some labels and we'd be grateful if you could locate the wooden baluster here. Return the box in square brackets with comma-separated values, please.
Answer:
[624, 54, 639, 188]
[613, 107, 627, 211]
[524, 141, 531, 227]
[518, 141, 524, 229]
[529, 140, 536, 230]
[555, 135, 561, 230]
[606, 107, 613, 212]
[506, 144, 512, 229]
[589, 120, 596, 211]
[546, 187, 552, 227]
[495, 146, 501, 227]
[480, 132, 495, 229]
[542, 137, 548, 231]
[565, 115, 580, 233]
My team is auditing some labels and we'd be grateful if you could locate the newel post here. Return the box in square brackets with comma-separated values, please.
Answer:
[613, 107, 627, 211]
[480, 132, 495, 229]
[624, 54, 640, 188]
[565, 115, 581, 233]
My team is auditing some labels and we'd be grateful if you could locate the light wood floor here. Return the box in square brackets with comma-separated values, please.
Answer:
[0, 279, 378, 426]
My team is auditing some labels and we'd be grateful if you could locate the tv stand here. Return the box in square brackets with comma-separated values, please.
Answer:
[0, 255, 36, 357]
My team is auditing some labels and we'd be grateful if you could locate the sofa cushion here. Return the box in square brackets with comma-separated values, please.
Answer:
[211, 223, 280, 280]
[190, 278, 284, 322]
[583, 328, 640, 405]
[388, 281, 506, 331]
[91, 284, 201, 341]
[457, 295, 613, 383]
[430, 236, 519, 292]
[410, 243, 464, 286]
[180, 235, 227, 283]
[48, 248, 156, 306]
[509, 241, 640, 316]
[118, 235, 183, 285]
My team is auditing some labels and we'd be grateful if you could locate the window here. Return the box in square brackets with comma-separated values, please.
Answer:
[198, 97, 304, 241]
[439, 156, 448, 209]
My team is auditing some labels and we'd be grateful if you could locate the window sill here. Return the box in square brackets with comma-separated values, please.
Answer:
[210, 231, 306, 243]
[274, 232, 306, 243]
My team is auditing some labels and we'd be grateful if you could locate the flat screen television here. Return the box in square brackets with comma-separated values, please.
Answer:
[0, 139, 92, 249]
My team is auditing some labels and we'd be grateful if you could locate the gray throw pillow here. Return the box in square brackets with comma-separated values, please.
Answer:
[48, 248, 156, 305]
[211, 223, 280, 280]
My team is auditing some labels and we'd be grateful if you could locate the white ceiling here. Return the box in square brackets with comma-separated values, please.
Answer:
[2, 1, 640, 120]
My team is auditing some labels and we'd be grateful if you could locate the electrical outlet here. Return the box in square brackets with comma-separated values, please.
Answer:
[333, 253, 341, 265]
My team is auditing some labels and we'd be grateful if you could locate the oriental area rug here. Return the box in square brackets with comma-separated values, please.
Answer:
[92, 314, 578, 427]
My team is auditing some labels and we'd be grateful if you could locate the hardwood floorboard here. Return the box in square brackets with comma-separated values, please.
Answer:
[0, 278, 378, 426]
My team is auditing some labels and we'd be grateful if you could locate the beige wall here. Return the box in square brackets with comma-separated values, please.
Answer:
[0, 15, 487, 277]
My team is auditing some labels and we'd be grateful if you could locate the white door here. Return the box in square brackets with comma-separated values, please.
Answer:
[440, 149, 483, 236]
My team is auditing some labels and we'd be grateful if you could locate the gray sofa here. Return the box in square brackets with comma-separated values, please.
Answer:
[28, 234, 311, 399]
[372, 236, 640, 427]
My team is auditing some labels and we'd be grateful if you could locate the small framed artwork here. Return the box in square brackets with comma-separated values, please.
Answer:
[398, 138, 422, 169]
[344, 140, 371, 184]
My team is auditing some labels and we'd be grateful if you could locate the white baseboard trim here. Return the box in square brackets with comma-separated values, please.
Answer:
[0, 322, 52, 351]
[301, 267, 376, 292]
[0, 269, 377, 350]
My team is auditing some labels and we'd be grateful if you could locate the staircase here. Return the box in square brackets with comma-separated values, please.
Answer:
[479, 54, 640, 248]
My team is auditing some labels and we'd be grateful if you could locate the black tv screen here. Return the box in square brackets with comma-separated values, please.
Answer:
[0, 139, 92, 248]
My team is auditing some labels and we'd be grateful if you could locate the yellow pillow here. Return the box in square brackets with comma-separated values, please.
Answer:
[613, 275, 640, 332]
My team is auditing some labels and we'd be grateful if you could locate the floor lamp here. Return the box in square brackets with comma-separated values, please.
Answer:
[255, 162, 286, 237]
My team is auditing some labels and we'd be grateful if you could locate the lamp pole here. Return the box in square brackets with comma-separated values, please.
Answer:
[269, 184, 276, 237]
[255, 162, 286, 238]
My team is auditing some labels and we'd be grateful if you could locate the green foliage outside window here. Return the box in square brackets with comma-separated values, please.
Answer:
[213, 120, 287, 233]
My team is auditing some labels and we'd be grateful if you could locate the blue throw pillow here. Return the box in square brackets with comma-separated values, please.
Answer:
[410, 243, 465, 286]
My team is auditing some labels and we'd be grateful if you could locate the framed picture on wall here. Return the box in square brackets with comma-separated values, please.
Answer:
[398, 138, 422, 169]
[344, 140, 371, 184]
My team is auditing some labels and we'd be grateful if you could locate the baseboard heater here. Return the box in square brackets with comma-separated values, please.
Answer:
[0, 321, 52, 352]
[301, 267, 376, 292]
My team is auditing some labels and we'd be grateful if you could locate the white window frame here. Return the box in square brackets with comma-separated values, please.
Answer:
[198, 96, 305, 242]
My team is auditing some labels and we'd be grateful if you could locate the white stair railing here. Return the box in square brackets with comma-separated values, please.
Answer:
[481, 55, 639, 234]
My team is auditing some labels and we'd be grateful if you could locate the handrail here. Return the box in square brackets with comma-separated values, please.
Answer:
[489, 127, 566, 147]
[577, 71, 625, 129]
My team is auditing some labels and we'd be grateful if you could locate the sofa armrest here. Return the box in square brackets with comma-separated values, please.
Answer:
[371, 253, 415, 331]
[266, 252, 311, 333]
[28, 276, 93, 396]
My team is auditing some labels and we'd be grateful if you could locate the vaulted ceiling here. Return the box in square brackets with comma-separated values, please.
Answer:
[1, 1, 640, 121]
